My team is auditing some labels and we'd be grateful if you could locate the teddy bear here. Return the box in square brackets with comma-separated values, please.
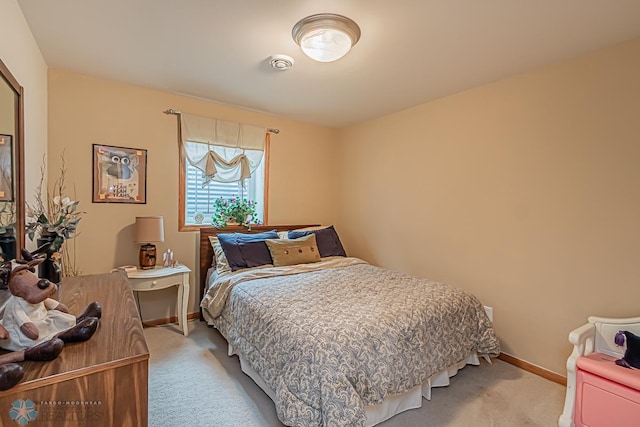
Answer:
[0, 246, 102, 390]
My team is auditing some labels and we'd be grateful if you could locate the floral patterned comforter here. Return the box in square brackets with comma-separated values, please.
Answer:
[202, 257, 500, 427]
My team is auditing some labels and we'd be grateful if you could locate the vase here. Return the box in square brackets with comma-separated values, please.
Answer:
[0, 228, 16, 261]
[227, 214, 248, 227]
[36, 232, 62, 284]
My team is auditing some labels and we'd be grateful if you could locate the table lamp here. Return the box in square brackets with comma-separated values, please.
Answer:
[134, 216, 165, 269]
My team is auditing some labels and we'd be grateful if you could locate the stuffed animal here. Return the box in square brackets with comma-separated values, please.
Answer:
[0, 248, 102, 351]
[615, 330, 640, 369]
[0, 338, 64, 391]
[0, 247, 103, 390]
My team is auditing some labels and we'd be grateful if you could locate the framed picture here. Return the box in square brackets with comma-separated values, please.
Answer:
[0, 134, 13, 202]
[92, 144, 147, 204]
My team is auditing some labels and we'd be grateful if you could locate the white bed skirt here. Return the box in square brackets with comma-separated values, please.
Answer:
[229, 343, 483, 427]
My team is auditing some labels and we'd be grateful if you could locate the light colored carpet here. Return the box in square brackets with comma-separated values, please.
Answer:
[145, 321, 566, 427]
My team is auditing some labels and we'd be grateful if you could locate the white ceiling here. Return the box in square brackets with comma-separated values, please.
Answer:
[16, 0, 640, 128]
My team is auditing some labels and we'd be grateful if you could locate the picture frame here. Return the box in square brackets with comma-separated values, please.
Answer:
[0, 134, 13, 202]
[92, 144, 147, 204]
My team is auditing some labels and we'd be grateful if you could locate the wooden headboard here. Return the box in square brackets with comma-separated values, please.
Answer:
[199, 225, 318, 319]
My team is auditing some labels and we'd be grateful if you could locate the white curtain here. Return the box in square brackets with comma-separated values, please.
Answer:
[180, 113, 266, 185]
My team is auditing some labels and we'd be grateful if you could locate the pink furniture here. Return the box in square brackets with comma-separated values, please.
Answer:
[574, 352, 640, 426]
[559, 316, 640, 427]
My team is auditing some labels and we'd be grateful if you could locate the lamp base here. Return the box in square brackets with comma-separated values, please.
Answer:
[139, 244, 157, 270]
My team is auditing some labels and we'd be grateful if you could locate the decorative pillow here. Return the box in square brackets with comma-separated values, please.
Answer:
[207, 236, 231, 274]
[288, 225, 346, 258]
[265, 234, 321, 267]
[217, 230, 279, 271]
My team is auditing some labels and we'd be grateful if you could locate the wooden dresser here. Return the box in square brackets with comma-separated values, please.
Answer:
[0, 271, 149, 426]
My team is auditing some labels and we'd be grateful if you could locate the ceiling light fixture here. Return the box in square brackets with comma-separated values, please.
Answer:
[292, 13, 361, 63]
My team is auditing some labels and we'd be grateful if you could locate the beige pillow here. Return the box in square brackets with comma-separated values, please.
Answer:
[208, 236, 231, 274]
[265, 234, 321, 267]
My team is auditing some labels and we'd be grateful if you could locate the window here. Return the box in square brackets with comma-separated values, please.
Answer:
[182, 156, 265, 228]
[177, 113, 270, 231]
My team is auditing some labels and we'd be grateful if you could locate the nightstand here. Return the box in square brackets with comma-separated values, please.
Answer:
[126, 264, 191, 336]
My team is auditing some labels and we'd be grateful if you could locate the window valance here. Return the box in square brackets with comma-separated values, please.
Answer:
[180, 113, 266, 184]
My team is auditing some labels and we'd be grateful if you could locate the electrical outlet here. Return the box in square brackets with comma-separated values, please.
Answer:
[484, 306, 494, 322]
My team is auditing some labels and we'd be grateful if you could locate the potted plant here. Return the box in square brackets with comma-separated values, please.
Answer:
[211, 196, 260, 228]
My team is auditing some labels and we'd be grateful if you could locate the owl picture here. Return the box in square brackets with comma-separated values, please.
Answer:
[93, 145, 147, 203]
[105, 150, 139, 180]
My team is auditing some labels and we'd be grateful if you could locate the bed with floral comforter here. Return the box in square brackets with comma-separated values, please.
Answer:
[201, 257, 500, 427]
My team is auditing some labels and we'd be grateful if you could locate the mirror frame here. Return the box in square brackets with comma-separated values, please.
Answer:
[0, 58, 25, 257]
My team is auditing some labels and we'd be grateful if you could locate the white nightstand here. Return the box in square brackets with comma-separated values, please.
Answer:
[126, 264, 191, 336]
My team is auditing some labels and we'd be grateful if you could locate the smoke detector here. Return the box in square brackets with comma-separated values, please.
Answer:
[269, 55, 294, 71]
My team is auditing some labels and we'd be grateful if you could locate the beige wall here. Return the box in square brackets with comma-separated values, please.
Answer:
[0, 0, 48, 234]
[47, 69, 339, 320]
[337, 37, 640, 375]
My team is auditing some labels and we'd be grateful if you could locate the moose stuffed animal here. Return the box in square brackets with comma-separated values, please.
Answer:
[0, 247, 102, 390]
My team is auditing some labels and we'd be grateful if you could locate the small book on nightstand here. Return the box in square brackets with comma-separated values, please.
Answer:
[116, 265, 138, 273]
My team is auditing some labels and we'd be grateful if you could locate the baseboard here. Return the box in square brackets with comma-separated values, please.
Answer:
[498, 352, 567, 386]
[142, 311, 200, 327]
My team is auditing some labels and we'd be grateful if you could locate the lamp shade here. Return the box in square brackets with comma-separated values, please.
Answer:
[134, 216, 165, 243]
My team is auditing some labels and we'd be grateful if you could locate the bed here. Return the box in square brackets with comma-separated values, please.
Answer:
[198, 225, 500, 427]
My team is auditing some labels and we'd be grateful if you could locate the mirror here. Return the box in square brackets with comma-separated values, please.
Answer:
[0, 59, 24, 261]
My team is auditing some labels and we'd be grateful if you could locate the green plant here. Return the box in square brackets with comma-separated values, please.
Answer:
[211, 196, 260, 228]
[25, 155, 84, 252]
